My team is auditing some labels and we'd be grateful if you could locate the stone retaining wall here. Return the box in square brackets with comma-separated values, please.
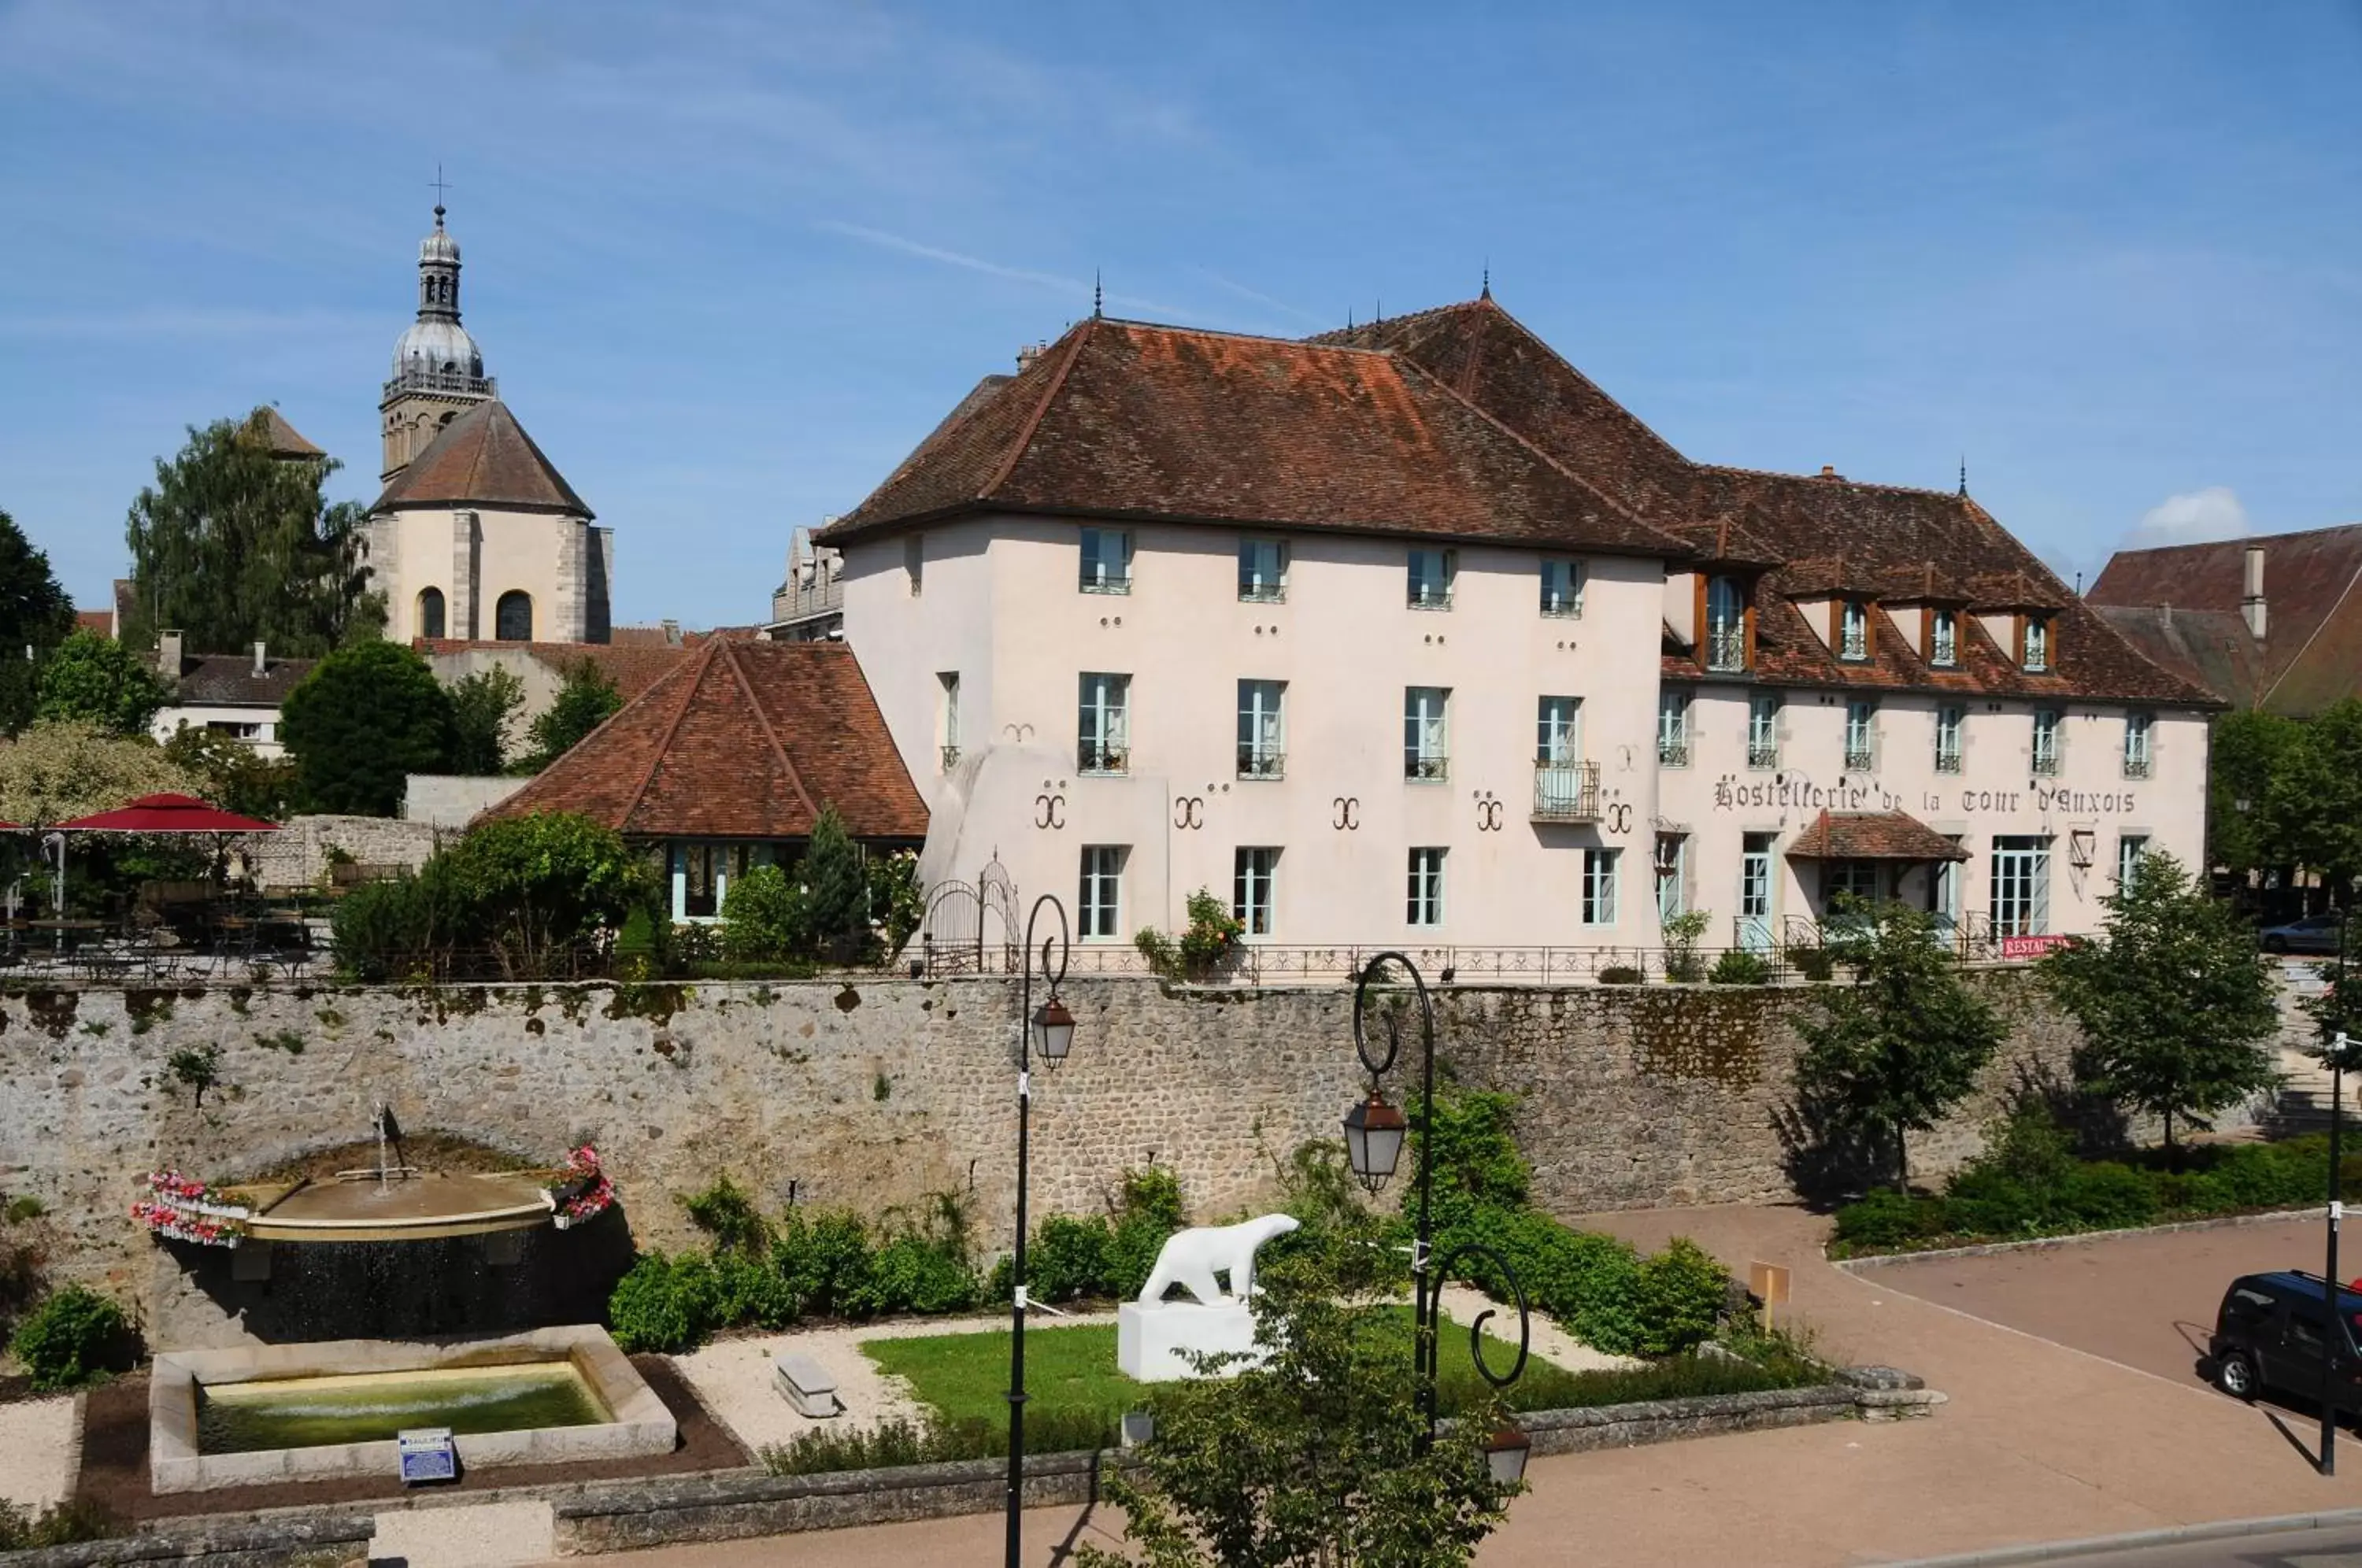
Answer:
[0, 1515, 372, 1568]
[0, 968, 2181, 1344]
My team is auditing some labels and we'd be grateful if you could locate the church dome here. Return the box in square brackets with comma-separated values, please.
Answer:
[419, 219, 461, 266]
[391, 317, 483, 381]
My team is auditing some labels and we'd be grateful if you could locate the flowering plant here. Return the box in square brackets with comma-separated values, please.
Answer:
[131, 1196, 246, 1247]
[546, 1145, 613, 1230]
[146, 1170, 230, 1206]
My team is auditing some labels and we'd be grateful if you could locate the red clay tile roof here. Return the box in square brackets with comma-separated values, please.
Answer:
[2088, 524, 2362, 715]
[1786, 810, 1969, 861]
[820, 317, 1688, 559]
[372, 401, 590, 518]
[72, 609, 113, 638]
[413, 640, 693, 705]
[482, 639, 926, 841]
[250, 406, 325, 460]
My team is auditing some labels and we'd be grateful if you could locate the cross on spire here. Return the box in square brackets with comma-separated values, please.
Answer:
[429, 165, 451, 220]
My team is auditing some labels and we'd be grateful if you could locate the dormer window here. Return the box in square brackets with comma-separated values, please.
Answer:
[1838, 600, 1870, 662]
[2020, 616, 2052, 672]
[1705, 576, 1749, 672]
[1930, 608, 1958, 668]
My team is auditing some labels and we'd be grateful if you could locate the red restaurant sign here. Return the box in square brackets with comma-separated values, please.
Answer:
[1999, 934, 2075, 960]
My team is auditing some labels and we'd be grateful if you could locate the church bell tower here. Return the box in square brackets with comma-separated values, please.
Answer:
[379, 203, 495, 481]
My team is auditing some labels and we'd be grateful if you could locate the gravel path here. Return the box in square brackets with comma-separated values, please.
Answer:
[672, 1310, 1121, 1459]
[0, 1395, 75, 1510]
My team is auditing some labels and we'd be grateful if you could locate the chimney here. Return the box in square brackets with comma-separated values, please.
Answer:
[2241, 543, 2267, 641]
[1818, 464, 1840, 480]
[1016, 342, 1046, 373]
[252, 640, 267, 679]
[661, 618, 681, 648]
[158, 629, 183, 682]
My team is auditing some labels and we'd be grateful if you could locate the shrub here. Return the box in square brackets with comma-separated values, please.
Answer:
[607, 1253, 720, 1352]
[1028, 1214, 1116, 1304]
[1135, 889, 1244, 979]
[759, 1409, 1116, 1476]
[0, 1498, 118, 1550]
[721, 864, 808, 962]
[1661, 910, 1710, 982]
[1597, 965, 1644, 986]
[776, 1209, 877, 1319]
[1105, 1167, 1187, 1299]
[1709, 949, 1772, 986]
[441, 812, 646, 977]
[804, 807, 876, 963]
[712, 1249, 800, 1331]
[683, 1174, 771, 1256]
[1831, 1189, 1947, 1251]
[856, 1233, 979, 1316]
[1632, 1238, 1731, 1357]
[9, 1285, 131, 1390]
[1788, 946, 1835, 982]
[613, 904, 665, 979]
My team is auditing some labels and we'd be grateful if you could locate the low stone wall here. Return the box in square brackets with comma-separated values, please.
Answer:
[235, 815, 444, 891]
[0, 966, 2227, 1344]
[0, 1515, 372, 1568]
[401, 775, 528, 830]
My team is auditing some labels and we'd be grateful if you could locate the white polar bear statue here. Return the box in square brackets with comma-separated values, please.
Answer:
[1136, 1214, 1301, 1307]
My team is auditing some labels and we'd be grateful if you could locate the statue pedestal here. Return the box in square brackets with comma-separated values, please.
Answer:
[1117, 1300, 1260, 1382]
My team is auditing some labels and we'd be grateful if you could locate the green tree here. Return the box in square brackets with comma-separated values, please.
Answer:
[1078, 1241, 1519, 1568]
[803, 806, 872, 960]
[2207, 708, 2305, 882]
[520, 658, 620, 772]
[1793, 901, 2008, 1192]
[2268, 699, 2362, 896]
[0, 721, 200, 824]
[720, 862, 809, 961]
[439, 812, 647, 977]
[0, 508, 76, 735]
[2042, 851, 2282, 1167]
[448, 666, 525, 775]
[35, 629, 171, 736]
[280, 641, 454, 815]
[124, 409, 381, 657]
[161, 727, 298, 820]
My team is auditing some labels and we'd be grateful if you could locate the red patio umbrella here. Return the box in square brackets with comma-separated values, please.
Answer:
[52, 793, 280, 834]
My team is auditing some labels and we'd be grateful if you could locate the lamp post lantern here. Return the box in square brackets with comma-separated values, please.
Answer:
[1004, 893, 1072, 1566]
[1341, 951, 1531, 1474]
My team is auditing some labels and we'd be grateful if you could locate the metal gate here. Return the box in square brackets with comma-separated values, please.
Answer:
[916, 856, 1019, 974]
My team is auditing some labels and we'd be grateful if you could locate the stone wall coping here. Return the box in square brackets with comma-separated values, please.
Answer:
[1832, 1204, 2322, 1270]
[548, 1447, 1108, 1520]
[0, 1514, 374, 1568]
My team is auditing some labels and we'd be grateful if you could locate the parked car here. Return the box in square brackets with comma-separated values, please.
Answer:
[2210, 1271, 2362, 1407]
[2260, 913, 2345, 956]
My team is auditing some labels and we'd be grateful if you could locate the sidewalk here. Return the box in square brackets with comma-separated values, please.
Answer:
[538, 1205, 2362, 1566]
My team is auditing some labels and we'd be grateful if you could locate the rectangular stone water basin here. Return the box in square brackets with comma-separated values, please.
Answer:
[150, 1326, 675, 1493]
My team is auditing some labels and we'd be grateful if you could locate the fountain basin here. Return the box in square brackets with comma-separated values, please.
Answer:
[149, 1326, 674, 1493]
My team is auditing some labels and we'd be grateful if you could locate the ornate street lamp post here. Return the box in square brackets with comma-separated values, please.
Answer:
[1340, 950, 1532, 1482]
[1005, 893, 1072, 1566]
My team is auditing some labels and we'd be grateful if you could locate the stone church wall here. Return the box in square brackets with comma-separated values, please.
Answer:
[0, 971, 2153, 1345]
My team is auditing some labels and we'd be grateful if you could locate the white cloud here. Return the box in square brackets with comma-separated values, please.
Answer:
[2128, 486, 2252, 548]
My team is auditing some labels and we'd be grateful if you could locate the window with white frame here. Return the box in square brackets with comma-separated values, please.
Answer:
[1706, 576, 1749, 671]
[2031, 708, 2062, 776]
[1844, 698, 1876, 771]
[1079, 527, 1132, 594]
[1238, 679, 1286, 779]
[1992, 835, 2051, 937]
[1407, 848, 1446, 927]
[1934, 704, 1964, 774]
[1408, 549, 1456, 609]
[938, 672, 961, 771]
[1582, 847, 1620, 926]
[2123, 712, 2153, 778]
[1078, 845, 1125, 938]
[1233, 847, 1279, 936]
[1654, 833, 1687, 923]
[2116, 833, 2149, 888]
[1839, 599, 1869, 661]
[1078, 672, 1130, 774]
[1931, 608, 1959, 667]
[1405, 686, 1450, 781]
[1238, 538, 1288, 602]
[1536, 695, 1582, 764]
[2022, 616, 2052, 672]
[672, 841, 766, 923]
[1657, 690, 1690, 767]
[1748, 693, 1780, 771]
[1540, 559, 1585, 618]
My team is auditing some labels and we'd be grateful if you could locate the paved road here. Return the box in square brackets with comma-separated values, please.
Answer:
[554, 1209, 2362, 1567]
[1992, 1522, 2362, 1565]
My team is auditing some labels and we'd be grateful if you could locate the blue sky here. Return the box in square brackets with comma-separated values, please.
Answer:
[2, 1, 2357, 630]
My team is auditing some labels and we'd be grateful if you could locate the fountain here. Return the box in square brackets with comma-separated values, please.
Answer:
[135, 1112, 668, 1492]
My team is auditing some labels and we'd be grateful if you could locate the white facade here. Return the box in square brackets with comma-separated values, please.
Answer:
[153, 705, 286, 759]
[841, 517, 2209, 956]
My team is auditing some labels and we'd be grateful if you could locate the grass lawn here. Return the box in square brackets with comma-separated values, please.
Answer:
[861, 1310, 1820, 1431]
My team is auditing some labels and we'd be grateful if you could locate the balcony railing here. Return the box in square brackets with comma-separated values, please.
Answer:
[2123, 755, 2153, 780]
[382, 368, 496, 401]
[1657, 738, 1690, 768]
[1079, 742, 1129, 775]
[1079, 574, 1132, 594]
[1934, 745, 1962, 775]
[771, 574, 845, 627]
[940, 745, 962, 772]
[1238, 582, 1287, 604]
[1532, 760, 1602, 822]
[1405, 754, 1450, 783]
[1409, 586, 1453, 610]
[1843, 744, 1875, 771]
[1705, 625, 1747, 672]
[1238, 746, 1286, 780]
[2032, 747, 2061, 778]
[1746, 741, 1779, 771]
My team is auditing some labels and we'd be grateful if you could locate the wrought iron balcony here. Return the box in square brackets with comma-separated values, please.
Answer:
[2031, 748, 2061, 778]
[1843, 744, 1875, 771]
[1405, 754, 1450, 783]
[1705, 626, 1748, 672]
[1746, 742, 1779, 771]
[1078, 574, 1132, 595]
[1657, 739, 1690, 768]
[2123, 755, 2152, 780]
[1238, 746, 1286, 781]
[1238, 582, 1287, 604]
[1408, 586, 1454, 610]
[940, 745, 962, 772]
[1934, 745, 1962, 775]
[1079, 742, 1129, 775]
[1532, 760, 1602, 822]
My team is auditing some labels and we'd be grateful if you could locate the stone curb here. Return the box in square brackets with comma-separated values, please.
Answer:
[1831, 1205, 2321, 1270]
[0, 1514, 376, 1568]
[1879, 1505, 2362, 1566]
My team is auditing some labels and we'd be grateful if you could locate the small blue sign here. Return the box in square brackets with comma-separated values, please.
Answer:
[397, 1427, 457, 1485]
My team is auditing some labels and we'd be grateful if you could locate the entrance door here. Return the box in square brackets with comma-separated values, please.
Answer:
[1738, 833, 1775, 952]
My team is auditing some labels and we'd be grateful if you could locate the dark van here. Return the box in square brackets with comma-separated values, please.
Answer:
[2210, 1270, 2362, 1407]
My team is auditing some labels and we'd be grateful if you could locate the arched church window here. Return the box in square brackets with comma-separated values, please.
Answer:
[495, 591, 533, 642]
[416, 587, 446, 640]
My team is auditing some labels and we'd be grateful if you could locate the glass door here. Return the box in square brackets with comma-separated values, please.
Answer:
[1738, 833, 1775, 952]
